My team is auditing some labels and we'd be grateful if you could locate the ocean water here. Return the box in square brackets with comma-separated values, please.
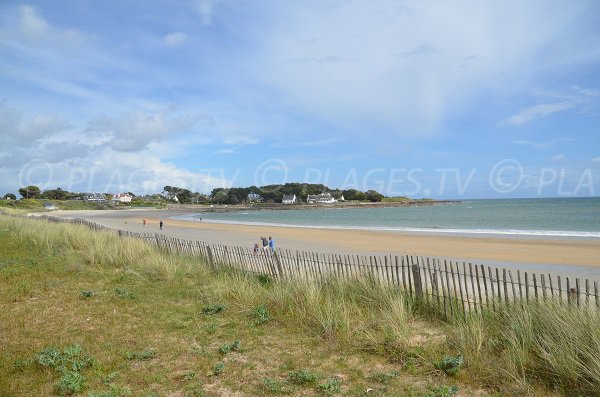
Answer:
[173, 198, 600, 238]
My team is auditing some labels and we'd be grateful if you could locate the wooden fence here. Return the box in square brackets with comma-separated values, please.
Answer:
[29, 214, 600, 318]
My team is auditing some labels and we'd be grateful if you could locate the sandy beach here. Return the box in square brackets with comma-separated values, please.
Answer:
[45, 208, 600, 281]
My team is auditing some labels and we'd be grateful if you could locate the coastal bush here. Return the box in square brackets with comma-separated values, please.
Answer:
[79, 290, 95, 299]
[253, 304, 272, 325]
[201, 303, 226, 315]
[318, 377, 342, 395]
[212, 362, 224, 376]
[218, 340, 241, 354]
[369, 370, 400, 383]
[288, 369, 320, 385]
[33, 345, 94, 396]
[260, 377, 283, 394]
[436, 355, 463, 376]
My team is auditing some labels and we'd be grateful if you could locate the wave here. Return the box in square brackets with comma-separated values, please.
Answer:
[169, 215, 600, 239]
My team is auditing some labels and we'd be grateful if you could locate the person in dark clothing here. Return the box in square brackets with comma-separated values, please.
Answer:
[260, 236, 269, 250]
[159, 220, 163, 230]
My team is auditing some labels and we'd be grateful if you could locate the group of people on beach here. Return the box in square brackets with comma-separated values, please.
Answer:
[141, 219, 164, 230]
[254, 236, 275, 254]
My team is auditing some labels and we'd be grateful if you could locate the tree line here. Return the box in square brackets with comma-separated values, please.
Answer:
[5, 184, 385, 204]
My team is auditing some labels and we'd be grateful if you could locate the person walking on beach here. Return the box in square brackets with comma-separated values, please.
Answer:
[143, 219, 146, 226]
[261, 236, 269, 250]
[268, 236, 275, 252]
[253, 243, 259, 255]
[159, 220, 163, 230]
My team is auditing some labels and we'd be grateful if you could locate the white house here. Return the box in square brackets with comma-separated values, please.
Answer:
[112, 193, 133, 203]
[306, 193, 336, 204]
[83, 193, 107, 202]
[247, 192, 262, 202]
[282, 194, 297, 204]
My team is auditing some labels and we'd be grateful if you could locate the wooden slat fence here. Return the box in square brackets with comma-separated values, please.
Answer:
[24, 214, 600, 317]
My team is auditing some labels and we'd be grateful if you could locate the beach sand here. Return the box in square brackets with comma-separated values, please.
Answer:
[48, 208, 600, 280]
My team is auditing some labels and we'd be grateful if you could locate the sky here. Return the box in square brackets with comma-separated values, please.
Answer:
[1, 0, 599, 199]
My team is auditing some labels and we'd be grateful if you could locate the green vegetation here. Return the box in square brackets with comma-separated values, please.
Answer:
[1, 214, 598, 396]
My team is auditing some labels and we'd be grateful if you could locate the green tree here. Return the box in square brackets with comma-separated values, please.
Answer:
[212, 190, 228, 204]
[3, 193, 16, 200]
[18, 185, 41, 199]
[42, 187, 70, 200]
[342, 189, 367, 201]
[176, 188, 193, 204]
[365, 190, 384, 202]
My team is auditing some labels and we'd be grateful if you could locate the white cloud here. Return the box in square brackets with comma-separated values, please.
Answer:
[222, 137, 258, 145]
[505, 102, 574, 125]
[0, 103, 72, 146]
[592, 157, 600, 163]
[163, 32, 188, 47]
[84, 110, 198, 152]
[214, 148, 237, 155]
[248, 1, 593, 137]
[0, 102, 230, 195]
[14, 4, 88, 50]
[193, 0, 221, 25]
[552, 154, 565, 162]
[505, 85, 599, 125]
[18, 5, 48, 37]
[512, 138, 575, 149]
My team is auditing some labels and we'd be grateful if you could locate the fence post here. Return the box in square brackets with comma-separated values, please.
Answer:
[411, 260, 423, 300]
[206, 245, 215, 269]
[273, 251, 284, 278]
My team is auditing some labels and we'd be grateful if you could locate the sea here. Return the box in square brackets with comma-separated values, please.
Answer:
[172, 197, 600, 239]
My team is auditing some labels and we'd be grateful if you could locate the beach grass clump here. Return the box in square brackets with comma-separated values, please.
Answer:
[447, 302, 600, 396]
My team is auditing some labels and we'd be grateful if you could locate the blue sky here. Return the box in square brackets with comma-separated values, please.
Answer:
[1, 0, 599, 199]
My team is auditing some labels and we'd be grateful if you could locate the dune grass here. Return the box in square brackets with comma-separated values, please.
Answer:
[0, 214, 598, 396]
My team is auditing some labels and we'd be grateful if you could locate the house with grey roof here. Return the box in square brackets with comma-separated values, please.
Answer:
[282, 194, 297, 204]
[306, 193, 336, 204]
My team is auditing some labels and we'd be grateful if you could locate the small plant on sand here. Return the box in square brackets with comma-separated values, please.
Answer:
[183, 370, 197, 381]
[212, 362, 225, 376]
[201, 303, 226, 315]
[254, 304, 272, 325]
[424, 385, 458, 397]
[79, 290, 95, 299]
[288, 369, 320, 386]
[35, 344, 94, 396]
[369, 370, 400, 383]
[318, 377, 342, 395]
[261, 377, 283, 394]
[218, 340, 241, 355]
[114, 288, 135, 299]
[124, 349, 156, 361]
[436, 355, 463, 376]
[55, 370, 85, 396]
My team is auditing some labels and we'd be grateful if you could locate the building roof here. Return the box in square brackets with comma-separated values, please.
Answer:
[307, 193, 333, 199]
[282, 194, 296, 201]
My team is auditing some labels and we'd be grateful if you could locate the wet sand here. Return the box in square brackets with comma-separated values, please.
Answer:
[47, 208, 600, 281]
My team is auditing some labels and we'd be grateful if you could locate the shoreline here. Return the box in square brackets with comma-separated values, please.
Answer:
[42, 209, 600, 279]
[169, 214, 600, 240]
